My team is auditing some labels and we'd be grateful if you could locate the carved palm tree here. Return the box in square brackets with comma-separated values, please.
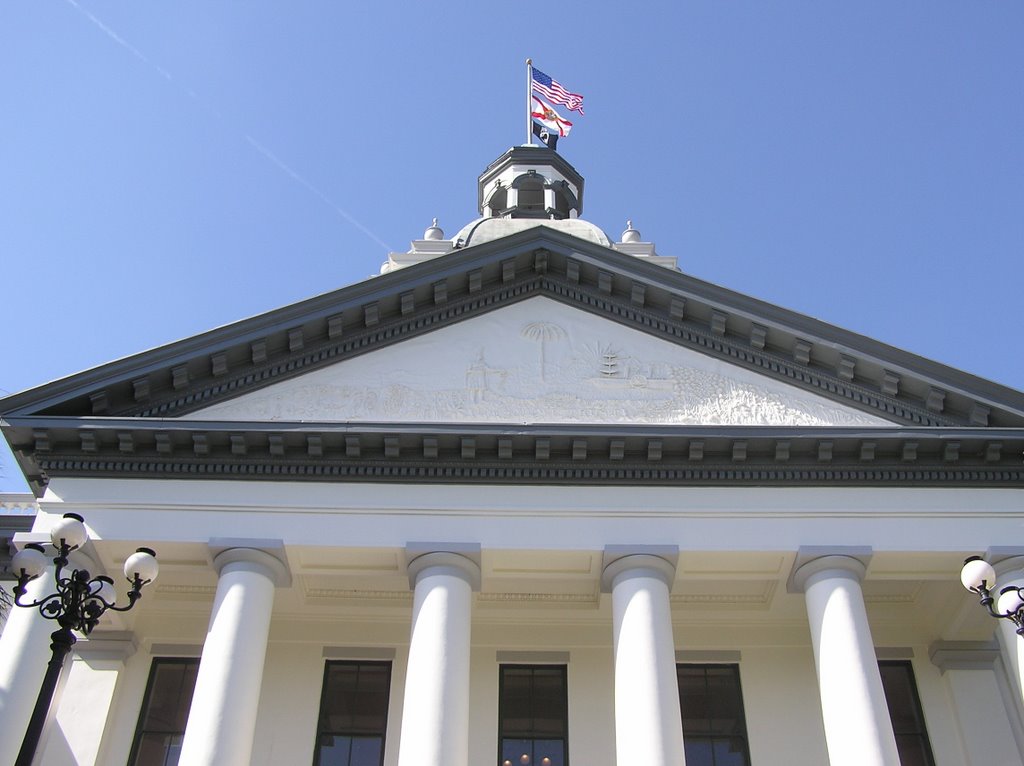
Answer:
[521, 322, 566, 382]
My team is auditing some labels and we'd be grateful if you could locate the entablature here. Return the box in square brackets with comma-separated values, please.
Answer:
[6, 418, 1024, 493]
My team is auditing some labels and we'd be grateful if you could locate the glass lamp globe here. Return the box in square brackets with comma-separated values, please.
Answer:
[93, 575, 117, 605]
[961, 556, 997, 593]
[998, 586, 1024, 617]
[50, 513, 88, 550]
[124, 548, 159, 584]
[12, 543, 48, 580]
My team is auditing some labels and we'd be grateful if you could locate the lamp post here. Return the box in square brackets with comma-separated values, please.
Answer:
[959, 556, 1024, 635]
[10, 512, 158, 766]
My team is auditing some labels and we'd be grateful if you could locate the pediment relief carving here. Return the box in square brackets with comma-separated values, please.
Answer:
[191, 298, 888, 427]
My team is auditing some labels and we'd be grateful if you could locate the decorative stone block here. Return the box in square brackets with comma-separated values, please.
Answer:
[172, 366, 189, 390]
[132, 377, 150, 401]
[669, 296, 686, 320]
[750, 324, 767, 350]
[794, 340, 812, 366]
[327, 314, 345, 339]
[433, 280, 447, 305]
[400, 292, 415, 315]
[89, 392, 108, 414]
[211, 352, 229, 377]
[926, 388, 945, 413]
[535, 438, 550, 460]
[711, 311, 728, 337]
[881, 371, 900, 397]
[837, 355, 856, 382]
[566, 260, 580, 284]
[631, 283, 645, 307]
[970, 403, 991, 427]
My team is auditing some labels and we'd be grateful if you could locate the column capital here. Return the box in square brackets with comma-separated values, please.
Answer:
[986, 548, 1024, 579]
[602, 546, 678, 593]
[929, 640, 1001, 674]
[406, 544, 481, 591]
[74, 631, 138, 665]
[209, 539, 291, 587]
[788, 546, 872, 594]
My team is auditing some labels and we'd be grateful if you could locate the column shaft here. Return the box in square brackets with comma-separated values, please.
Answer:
[608, 556, 685, 766]
[178, 550, 281, 766]
[0, 575, 55, 766]
[397, 552, 477, 766]
[800, 559, 899, 766]
[992, 560, 1024, 710]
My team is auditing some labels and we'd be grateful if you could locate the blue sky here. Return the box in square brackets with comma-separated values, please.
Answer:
[1, 1, 1022, 491]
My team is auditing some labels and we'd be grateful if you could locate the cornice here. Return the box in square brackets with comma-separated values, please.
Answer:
[5, 419, 1023, 493]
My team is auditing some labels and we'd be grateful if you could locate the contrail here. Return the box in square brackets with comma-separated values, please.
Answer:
[65, 0, 171, 82]
[244, 135, 392, 252]
[62, 0, 393, 253]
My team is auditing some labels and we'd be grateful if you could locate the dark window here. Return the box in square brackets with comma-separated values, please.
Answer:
[678, 664, 752, 766]
[498, 664, 568, 766]
[314, 661, 392, 766]
[878, 661, 936, 766]
[128, 657, 199, 766]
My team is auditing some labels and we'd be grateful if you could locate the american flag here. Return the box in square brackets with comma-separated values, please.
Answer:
[531, 67, 585, 115]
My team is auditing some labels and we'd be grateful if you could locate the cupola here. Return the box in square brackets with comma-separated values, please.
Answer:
[478, 145, 584, 220]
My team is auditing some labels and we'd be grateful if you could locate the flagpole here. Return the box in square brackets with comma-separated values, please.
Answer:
[526, 58, 533, 145]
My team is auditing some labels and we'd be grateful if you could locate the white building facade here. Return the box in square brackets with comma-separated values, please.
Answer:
[2, 146, 1024, 766]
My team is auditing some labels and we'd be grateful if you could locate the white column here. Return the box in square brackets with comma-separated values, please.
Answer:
[603, 552, 685, 766]
[178, 544, 289, 766]
[0, 573, 55, 766]
[793, 554, 899, 766]
[992, 556, 1024, 709]
[397, 549, 480, 766]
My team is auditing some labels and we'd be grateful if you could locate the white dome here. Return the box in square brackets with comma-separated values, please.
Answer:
[453, 217, 612, 249]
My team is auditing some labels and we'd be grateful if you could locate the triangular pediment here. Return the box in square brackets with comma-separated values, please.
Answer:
[189, 297, 886, 427]
[3, 227, 1023, 494]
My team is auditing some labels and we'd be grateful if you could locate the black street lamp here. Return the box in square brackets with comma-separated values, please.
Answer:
[960, 555, 1024, 636]
[10, 512, 158, 766]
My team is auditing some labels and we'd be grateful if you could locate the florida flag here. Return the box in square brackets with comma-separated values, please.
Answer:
[531, 95, 573, 137]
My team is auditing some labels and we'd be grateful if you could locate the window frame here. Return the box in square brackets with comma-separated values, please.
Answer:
[677, 662, 752, 766]
[497, 663, 570, 766]
[127, 656, 200, 766]
[878, 659, 937, 766]
[312, 659, 393, 766]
